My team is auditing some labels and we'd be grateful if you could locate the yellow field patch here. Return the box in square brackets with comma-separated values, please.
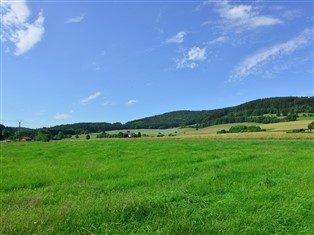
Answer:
[175, 132, 313, 140]
[261, 120, 312, 131]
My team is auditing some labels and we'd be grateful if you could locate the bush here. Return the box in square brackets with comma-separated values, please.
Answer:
[96, 131, 110, 138]
[157, 132, 165, 137]
[86, 134, 90, 140]
[217, 129, 227, 134]
[229, 125, 265, 133]
[35, 129, 51, 142]
[286, 113, 298, 121]
[308, 121, 314, 130]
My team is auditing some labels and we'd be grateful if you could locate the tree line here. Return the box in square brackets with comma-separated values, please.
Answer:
[1, 96, 313, 141]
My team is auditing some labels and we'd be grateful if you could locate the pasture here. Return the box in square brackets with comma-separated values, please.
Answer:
[1, 138, 313, 234]
[76, 119, 314, 140]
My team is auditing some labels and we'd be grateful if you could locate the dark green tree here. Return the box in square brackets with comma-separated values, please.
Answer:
[56, 131, 64, 140]
[86, 134, 90, 140]
[286, 113, 298, 121]
[35, 129, 51, 142]
[2, 129, 11, 139]
[308, 121, 314, 130]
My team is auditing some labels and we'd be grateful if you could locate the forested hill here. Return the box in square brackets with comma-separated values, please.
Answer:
[124, 97, 314, 129]
[2, 97, 314, 137]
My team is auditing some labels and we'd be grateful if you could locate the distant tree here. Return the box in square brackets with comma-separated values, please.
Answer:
[157, 132, 164, 137]
[229, 125, 265, 133]
[286, 113, 298, 121]
[86, 134, 90, 140]
[56, 131, 64, 140]
[217, 129, 227, 134]
[282, 109, 289, 116]
[308, 121, 314, 130]
[75, 135, 79, 139]
[35, 128, 51, 142]
[2, 129, 11, 139]
[96, 131, 110, 138]
[137, 132, 141, 137]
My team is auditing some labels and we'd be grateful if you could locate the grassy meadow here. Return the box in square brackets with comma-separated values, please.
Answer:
[1, 138, 313, 234]
[72, 119, 314, 141]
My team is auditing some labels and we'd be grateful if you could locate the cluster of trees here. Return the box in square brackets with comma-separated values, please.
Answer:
[0, 126, 72, 142]
[48, 122, 124, 136]
[217, 125, 266, 134]
[0, 125, 34, 141]
[96, 131, 141, 138]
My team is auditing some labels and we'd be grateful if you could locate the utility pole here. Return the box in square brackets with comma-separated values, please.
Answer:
[18, 121, 21, 141]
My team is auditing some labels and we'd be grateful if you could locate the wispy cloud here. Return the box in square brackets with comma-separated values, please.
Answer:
[229, 28, 313, 82]
[1, 0, 45, 56]
[176, 47, 206, 69]
[205, 36, 227, 45]
[65, 14, 85, 24]
[102, 100, 113, 106]
[92, 62, 102, 71]
[165, 31, 186, 44]
[156, 8, 163, 23]
[127, 99, 137, 105]
[80, 91, 102, 105]
[214, 1, 283, 32]
[54, 113, 70, 120]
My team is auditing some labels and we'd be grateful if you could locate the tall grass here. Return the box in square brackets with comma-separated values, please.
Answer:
[1, 139, 313, 234]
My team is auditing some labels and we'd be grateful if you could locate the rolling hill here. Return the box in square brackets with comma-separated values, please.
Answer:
[2, 96, 313, 138]
[124, 96, 314, 129]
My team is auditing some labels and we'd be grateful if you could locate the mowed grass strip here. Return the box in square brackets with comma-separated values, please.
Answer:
[1, 139, 313, 234]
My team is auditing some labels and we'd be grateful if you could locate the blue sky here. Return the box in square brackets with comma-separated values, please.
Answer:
[1, 0, 313, 128]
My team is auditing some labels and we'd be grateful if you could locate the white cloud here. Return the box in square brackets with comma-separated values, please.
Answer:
[54, 113, 70, 120]
[102, 100, 113, 106]
[205, 36, 227, 45]
[13, 12, 45, 56]
[176, 47, 206, 69]
[80, 92, 102, 105]
[165, 31, 186, 44]
[229, 28, 313, 82]
[65, 14, 85, 24]
[1, 0, 45, 56]
[215, 1, 283, 32]
[188, 47, 206, 61]
[127, 99, 137, 105]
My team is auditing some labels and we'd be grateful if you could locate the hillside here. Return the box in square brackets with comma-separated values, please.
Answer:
[125, 96, 314, 129]
[2, 96, 313, 138]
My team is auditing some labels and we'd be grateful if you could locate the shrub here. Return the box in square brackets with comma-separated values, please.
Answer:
[157, 132, 165, 137]
[217, 129, 227, 134]
[308, 121, 314, 130]
[229, 125, 265, 133]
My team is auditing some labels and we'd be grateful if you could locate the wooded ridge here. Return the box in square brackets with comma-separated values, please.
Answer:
[2, 96, 313, 138]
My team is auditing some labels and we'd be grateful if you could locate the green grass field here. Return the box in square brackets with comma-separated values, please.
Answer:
[1, 139, 313, 234]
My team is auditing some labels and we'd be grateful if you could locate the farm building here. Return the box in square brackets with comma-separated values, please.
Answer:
[21, 137, 32, 141]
